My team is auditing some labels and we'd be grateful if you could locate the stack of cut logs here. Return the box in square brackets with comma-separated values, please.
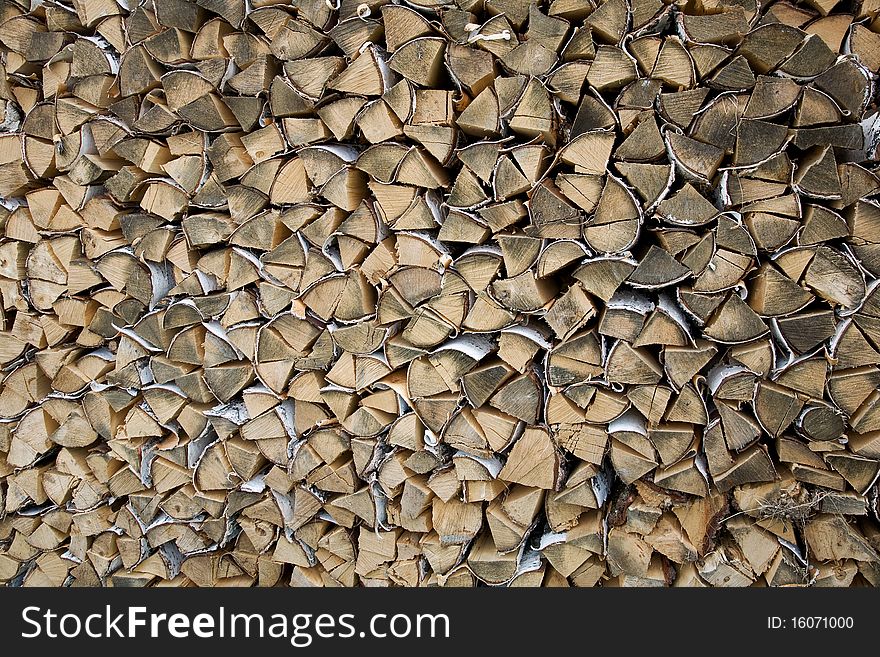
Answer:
[1, 0, 879, 588]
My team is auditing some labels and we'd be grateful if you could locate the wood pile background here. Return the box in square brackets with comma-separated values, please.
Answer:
[1, 0, 880, 588]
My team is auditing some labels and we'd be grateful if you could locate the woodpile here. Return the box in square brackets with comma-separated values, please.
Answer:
[1, 0, 879, 588]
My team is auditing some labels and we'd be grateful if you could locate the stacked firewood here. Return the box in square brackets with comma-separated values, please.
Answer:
[1, 0, 879, 587]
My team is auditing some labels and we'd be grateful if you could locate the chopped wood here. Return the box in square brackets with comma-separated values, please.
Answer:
[0, 0, 878, 589]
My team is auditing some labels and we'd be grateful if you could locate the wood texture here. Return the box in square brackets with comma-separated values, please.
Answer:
[0, 0, 879, 587]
